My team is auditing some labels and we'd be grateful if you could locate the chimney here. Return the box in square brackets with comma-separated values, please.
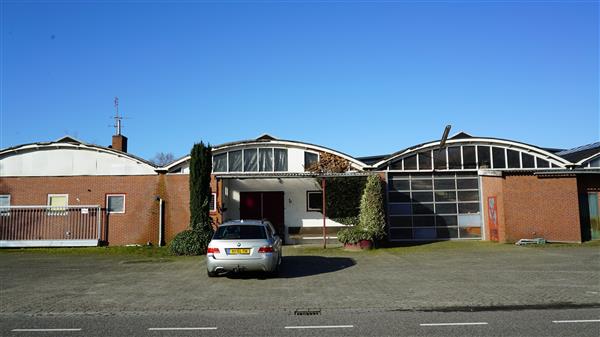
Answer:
[112, 134, 128, 152]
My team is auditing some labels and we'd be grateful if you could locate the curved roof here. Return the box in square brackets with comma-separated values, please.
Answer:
[373, 134, 573, 169]
[164, 134, 368, 171]
[0, 136, 157, 169]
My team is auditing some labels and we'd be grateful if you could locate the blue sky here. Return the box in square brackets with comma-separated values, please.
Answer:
[1, 0, 598, 160]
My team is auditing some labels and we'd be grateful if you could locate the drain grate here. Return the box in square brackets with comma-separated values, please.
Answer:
[294, 309, 321, 316]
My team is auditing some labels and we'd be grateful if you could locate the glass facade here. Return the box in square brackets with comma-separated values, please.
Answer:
[213, 148, 288, 173]
[388, 173, 482, 240]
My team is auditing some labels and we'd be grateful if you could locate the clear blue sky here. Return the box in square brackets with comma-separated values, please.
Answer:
[1, 0, 598, 160]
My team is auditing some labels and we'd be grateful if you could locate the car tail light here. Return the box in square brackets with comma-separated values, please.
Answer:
[207, 247, 220, 254]
[258, 246, 274, 253]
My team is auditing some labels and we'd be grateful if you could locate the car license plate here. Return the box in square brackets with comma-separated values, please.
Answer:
[228, 248, 250, 255]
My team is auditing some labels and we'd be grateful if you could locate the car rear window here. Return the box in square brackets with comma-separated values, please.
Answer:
[213, 225, 267, 240]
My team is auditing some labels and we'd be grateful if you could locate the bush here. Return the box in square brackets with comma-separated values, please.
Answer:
[169, 229, 212, 256]
[337, 226, 371, 244]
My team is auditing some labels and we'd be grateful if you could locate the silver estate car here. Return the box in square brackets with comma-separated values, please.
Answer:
[206, 220, 283, 277]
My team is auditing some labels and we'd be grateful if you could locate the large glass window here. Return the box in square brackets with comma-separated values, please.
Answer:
[304, 152, 319, 171]
[259, 148, 273, 172]
[462, 146, 476, 169]
[387, 173, 481, 241]
[213, 153, 228, 172]
[274, 149, 288, 171]
[507, 149, 520, 168]
[404, 155, 417, 170]
[418, 151, 432, 170]
[492, 147, 506, 169]
[448, 147, 461, 169]
[477, 146, 491, 168]
[48, 194, 68, 215]
[434, 149, 447, 170]
[228, 150, 243, 172]
[307, 191, 323, 211]
[244, 149, 258, 172]
[0, 195, 10, 216]
[521, 153, 535, 168]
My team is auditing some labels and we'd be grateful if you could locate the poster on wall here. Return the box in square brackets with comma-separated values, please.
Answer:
[488, 196, 499, 241]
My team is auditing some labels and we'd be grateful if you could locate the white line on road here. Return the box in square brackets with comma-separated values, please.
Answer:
[148, 327, 218, 331]
[552, 319, 600, 324]
[420, 322, 488, 327]
[12, 328, 82, 332]
[284, 325, 354, 329]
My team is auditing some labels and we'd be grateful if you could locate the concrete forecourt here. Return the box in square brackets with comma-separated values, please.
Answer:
[0, 242, 599, 336]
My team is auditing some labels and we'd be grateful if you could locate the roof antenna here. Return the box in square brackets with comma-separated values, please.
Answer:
[113, 96, 122, 135]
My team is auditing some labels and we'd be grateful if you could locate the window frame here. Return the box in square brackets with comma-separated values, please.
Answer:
[47, 194, 69, 215]
[106, 194, 126, 214]
[210, 193, 217, 213]
[306, 190, 323, 212]
[0, 194, 10, 216]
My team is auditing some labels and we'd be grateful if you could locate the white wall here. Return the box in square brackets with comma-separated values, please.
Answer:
[222, 178, 346, 241]
[0, 148, 156, 176]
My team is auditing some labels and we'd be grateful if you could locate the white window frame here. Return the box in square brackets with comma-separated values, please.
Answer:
[47, 194, 69, 215]
[0, 194, 10, 216]
[307, 190, 323, 212]
[210, 193, 217, 212]
[106, 194, 126, 214]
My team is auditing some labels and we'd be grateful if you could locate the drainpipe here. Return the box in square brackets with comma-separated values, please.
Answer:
[156, 196, 164, 247]
[322, 176, 327, 249]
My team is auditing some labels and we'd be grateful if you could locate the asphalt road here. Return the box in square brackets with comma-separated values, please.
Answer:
[2, 308, 599, 337]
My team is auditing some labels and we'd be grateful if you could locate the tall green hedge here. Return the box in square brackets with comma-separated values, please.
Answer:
[318, 176, 367, 225]
[189, 141, 212, 231]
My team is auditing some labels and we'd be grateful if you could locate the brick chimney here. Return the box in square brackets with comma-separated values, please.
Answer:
[112, 134, 128, 152]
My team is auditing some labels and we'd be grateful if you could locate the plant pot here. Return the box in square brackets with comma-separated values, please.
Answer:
[343, 240, 373, 250]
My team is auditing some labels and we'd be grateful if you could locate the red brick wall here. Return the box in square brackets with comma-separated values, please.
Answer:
[481, 175, 506, 242]
[482, 174, 581, 243]
[0, 175, 160, 245]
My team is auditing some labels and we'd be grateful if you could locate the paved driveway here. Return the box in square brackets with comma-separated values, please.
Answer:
[1, 243, 599, 315]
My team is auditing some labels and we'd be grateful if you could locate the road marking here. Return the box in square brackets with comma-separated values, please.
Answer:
[12, 328, 82, 332]
[148, 327, 218, 331]
[284, 325, 354, 329]
[552, 319, 600, 324]
[420, 322, 488, 327]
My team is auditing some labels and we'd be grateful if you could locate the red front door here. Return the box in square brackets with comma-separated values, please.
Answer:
[240, 191, 285, 240]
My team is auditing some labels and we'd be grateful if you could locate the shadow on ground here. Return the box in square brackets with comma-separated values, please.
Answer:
[224, 255, 355, 279]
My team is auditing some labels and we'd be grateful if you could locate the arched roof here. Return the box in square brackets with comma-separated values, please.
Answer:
[373, 135, 572, 169]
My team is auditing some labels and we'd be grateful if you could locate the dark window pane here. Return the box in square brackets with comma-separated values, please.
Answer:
[436, 203, 457, 214]
[458, 202, 480, 214]
[459, 227, 482, 238]
[434, 179, 455, 190]
[244, 149, 258, 172]
[390, 228, 413, 240]
[435, 191, 456, 202]
[413, 203, 434, 214]
[404, 155, 417, 170]
[412, 192, 433, 202]
[414, 228, 436, 239]
[390, 159, 403, 170]
[507, 149, 520, 168]
[492, 147, 506, 169]
[521, 153, 535, 168]
[413, 216, 435, 227]
[307, 192, 322, 211]
[390, 179, 410, 191]
[536, 158, 550, 168]
[389, 192, 411, 202]
[463, 146, 476, 169]
[213, 225, 267, 240]
[389, 216, 412, 228]
[274, 149, 288, 171]
[418, 152, 432, 170]
[213, 153, 227, 172]
[477, 146, 491, 169]
[107, 196, 125, 213]
[436, 215, 458, 227]
[389, 204, 412, 215]
[304, 152, 319, 171]
[436, 227, 458, 239]
[448, 147, 461, 169]
[228, 150, 242, 172]
[259, 148, 273, 172]
[434, 149, 447, 170]
[411, 179, 433, 190]
[458, 191, 479, 201]
[457, 179, 478, 189]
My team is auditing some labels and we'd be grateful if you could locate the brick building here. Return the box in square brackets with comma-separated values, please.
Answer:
[0, 132, 598, 247]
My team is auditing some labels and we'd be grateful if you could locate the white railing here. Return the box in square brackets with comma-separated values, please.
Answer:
[0, 206, 101, 246]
